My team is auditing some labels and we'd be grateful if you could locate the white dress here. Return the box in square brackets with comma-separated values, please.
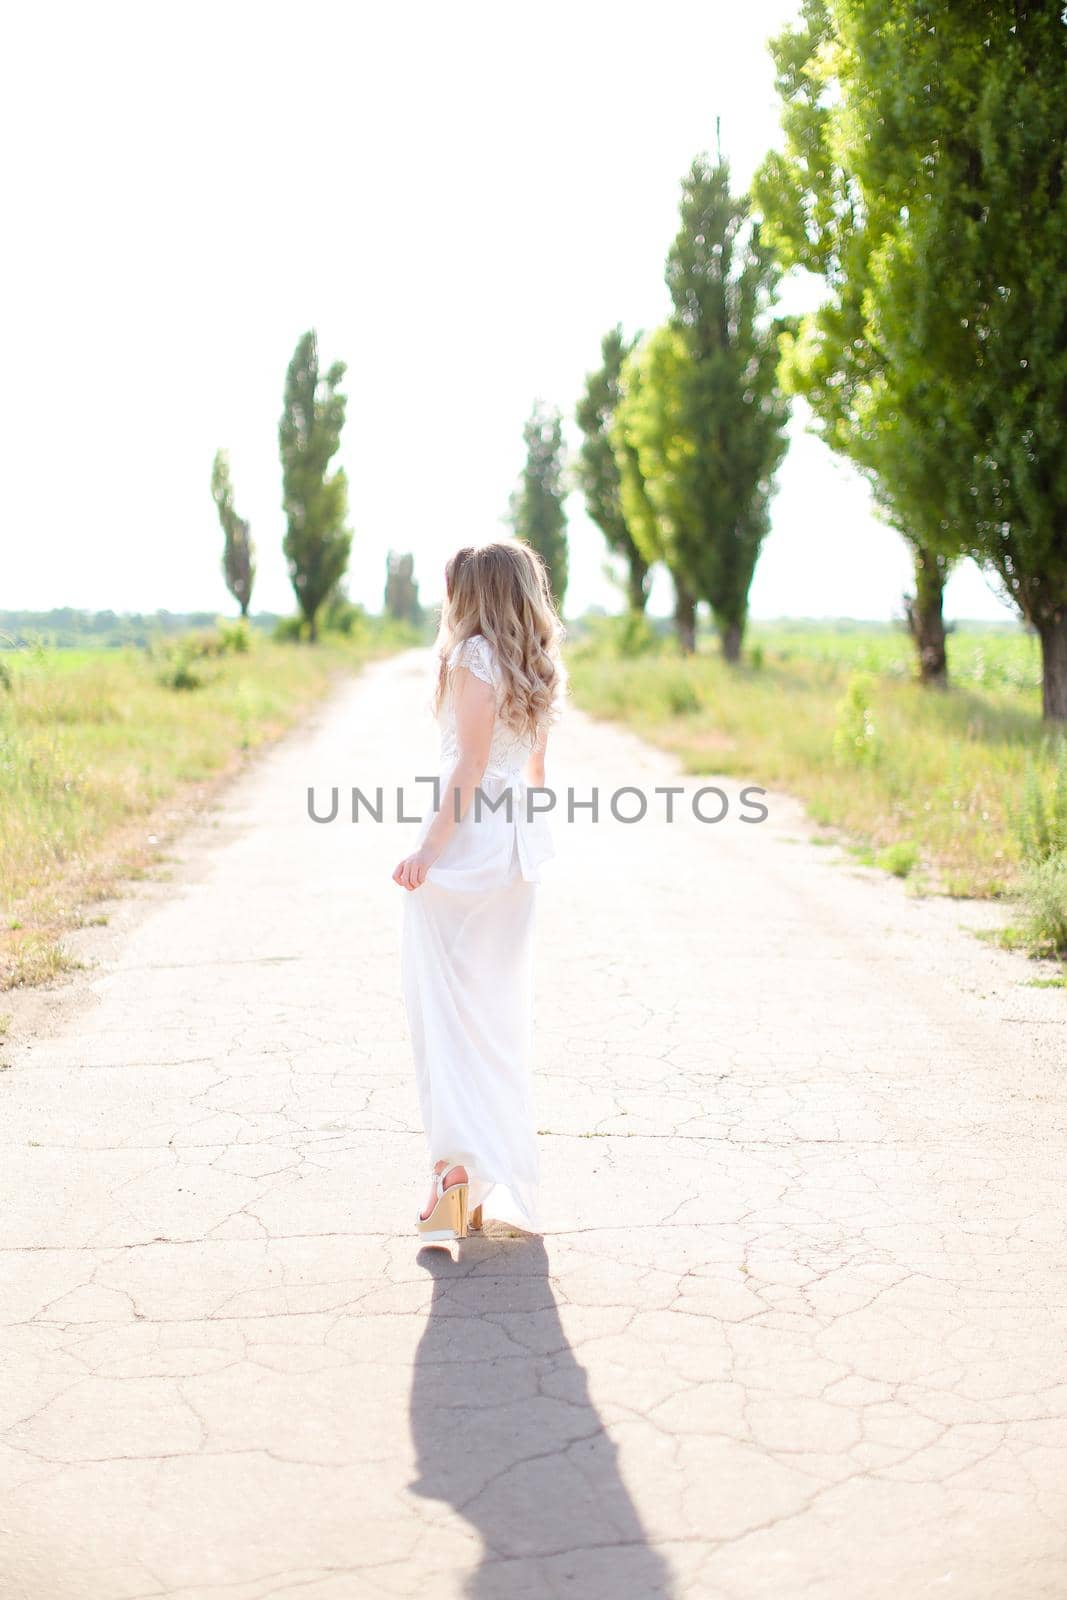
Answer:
[401, 634, 554, 1231]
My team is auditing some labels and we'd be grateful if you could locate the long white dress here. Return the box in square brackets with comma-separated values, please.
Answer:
[401, 634, 554, 1231]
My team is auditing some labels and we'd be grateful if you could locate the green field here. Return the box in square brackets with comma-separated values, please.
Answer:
[0, 624, 410, 990]
[566, 619, 1065, 960]
[745, 619, 1042, 694]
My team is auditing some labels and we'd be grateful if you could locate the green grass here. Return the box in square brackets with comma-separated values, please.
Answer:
[1017, 853, 1067, 956]
[875, 840, 920, 879]
[566, 620, 1061, 903]
[0, 625, 402, 989]
[744, 619, 1041, 692]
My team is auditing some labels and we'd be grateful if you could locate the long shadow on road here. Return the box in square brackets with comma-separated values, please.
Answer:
[410, 1236, 674, 1599]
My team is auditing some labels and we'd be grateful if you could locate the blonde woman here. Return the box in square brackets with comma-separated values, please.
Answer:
[393, 540, 565, 1241]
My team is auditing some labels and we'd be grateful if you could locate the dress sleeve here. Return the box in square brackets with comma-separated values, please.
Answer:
[448, 634, 497, 688]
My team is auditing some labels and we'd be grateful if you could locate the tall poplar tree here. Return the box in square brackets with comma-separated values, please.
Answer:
[508, 401, 569, 611]
[756, 0, 962, 686]
[279, 330, 352, 643]
[384, 551, 423, 625]
[575, 326, 651, 613]
[665, 156, 789, 660]
[614, 157, 789, 660]
[613, 327, 701, 652]
[210, 449, 255, 617]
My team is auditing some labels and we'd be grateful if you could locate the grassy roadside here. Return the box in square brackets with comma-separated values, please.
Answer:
[565, 621, 1066, 966]
[0, 626, 409, 990]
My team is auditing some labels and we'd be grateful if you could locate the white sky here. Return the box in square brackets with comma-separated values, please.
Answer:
[3, 0, 1015, 624]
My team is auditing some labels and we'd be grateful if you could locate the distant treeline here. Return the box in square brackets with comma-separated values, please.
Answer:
[0, 609, 291, 650]
[569, 611, 1025, 640]
[0, 607, 1028, 654]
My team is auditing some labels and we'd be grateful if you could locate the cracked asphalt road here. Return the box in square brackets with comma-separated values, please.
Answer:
[2, 649, 1066, 1599]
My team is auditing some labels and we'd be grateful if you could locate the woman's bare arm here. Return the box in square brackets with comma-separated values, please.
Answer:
[524, 726, 548, 790]
[392, 667, 495, 891]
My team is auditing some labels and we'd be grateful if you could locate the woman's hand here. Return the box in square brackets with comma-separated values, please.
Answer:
[392, 846, 438, 892]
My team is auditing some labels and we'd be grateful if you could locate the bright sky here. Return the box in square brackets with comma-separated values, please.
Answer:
[3, 0, 1015, 624]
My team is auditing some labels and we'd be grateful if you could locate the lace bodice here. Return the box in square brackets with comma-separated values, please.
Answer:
[438, 633, 537, 779]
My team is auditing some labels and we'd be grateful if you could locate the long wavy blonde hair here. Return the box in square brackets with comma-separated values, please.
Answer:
[433, 540, 566, 742]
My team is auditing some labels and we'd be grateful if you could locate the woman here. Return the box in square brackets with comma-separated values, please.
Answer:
[393, 540, 565, 1241]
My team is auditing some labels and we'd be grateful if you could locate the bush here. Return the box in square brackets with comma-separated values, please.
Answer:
[833, 672, 878, 766]
[876, 840, 919, 878]
[1008, 741, 1067, 863]
[611, 609, 661, 659]
[569, 610, 665, 662]
[152, 639, 208, 691]
[216, 616, 252, 654]
[322, 594, 365, 638]
[142, 621, 251, 687]
[1019, 851, 1067, 956]
[273, 615, 312, 643]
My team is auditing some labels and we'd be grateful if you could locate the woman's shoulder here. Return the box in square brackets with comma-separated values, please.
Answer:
[447, 632, 499, 686]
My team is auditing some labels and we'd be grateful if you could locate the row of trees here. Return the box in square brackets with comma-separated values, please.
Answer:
[213, 333, 426, 640]
[600, 153, 787, 662]
[212, 330, 353, 641]
[511, 147, 790, 664]
[513, 3, 1067, 720]
[756, 0, 1067, 716]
